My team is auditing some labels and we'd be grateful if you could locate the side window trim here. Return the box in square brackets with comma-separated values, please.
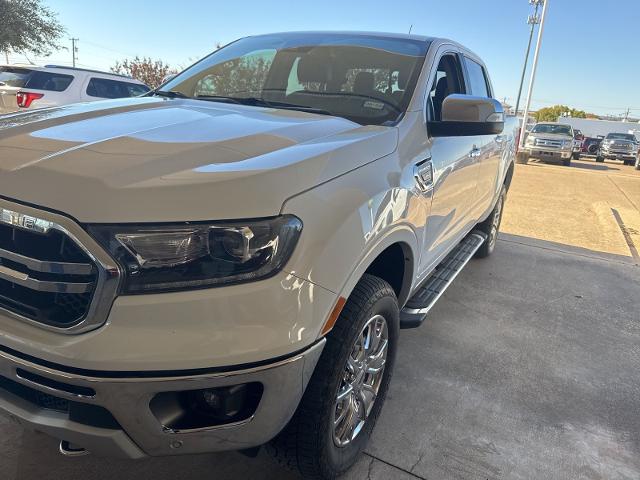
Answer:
[423, 48, 467, 123]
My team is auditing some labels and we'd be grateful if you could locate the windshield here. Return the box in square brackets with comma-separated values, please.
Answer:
[531, 123, 573, 136]
[606, 133, 636, 142]
[161, 33, 429, 125]
[0, 67, 34, 87]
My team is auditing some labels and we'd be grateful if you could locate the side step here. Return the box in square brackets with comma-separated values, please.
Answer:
[400, 232, 487, 329]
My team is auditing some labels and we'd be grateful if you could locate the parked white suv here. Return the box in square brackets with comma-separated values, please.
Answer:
[0, 32, 516, 479]
[0, 64, 150, 114]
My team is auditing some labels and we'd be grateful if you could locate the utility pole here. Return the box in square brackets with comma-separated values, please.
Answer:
[70, 38, 79, 67]
[515, 0, 542, 116]
[520, 0, 549, 150]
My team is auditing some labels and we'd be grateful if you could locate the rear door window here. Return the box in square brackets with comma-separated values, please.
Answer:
[87, 78, 150, 98]
[464, 58, 491, 98]
[24, 71, 74, 91]
[0, 68, 34, 88]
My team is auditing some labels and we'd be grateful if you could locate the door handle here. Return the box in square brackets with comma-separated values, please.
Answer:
[414, 158, 433, 192]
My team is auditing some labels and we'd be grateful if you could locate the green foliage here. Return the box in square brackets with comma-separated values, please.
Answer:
[0, 0, 65, 56]
[195, 54, 272, 96]
[534, 105, 588, 122]
[111, 57, 176, 89]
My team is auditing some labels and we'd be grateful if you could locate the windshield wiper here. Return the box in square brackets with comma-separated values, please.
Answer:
[150, 90, 190, 99]
[195, 95, 333, 116]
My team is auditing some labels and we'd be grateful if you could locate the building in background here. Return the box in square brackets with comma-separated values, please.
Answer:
[559, 117, 640, 139]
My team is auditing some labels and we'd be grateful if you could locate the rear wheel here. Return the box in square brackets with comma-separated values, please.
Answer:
[268, 274, 399, 479]
[475, 185, 506, 258]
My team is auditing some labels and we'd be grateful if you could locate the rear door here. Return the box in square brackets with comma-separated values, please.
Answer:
[418, 49, 479, 277]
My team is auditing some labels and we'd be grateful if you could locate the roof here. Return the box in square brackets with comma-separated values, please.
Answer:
[258, 30, 436, 43]
[1, 63, 143, 83]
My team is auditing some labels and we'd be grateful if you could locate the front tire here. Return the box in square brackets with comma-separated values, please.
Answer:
[596, 155, 604, 162]
[268, 274, 399, 479]
[572, 152, 580, 160]
[635, 158, 640, 170]
[516, 151, 529, 164]
[563, 158, 571, 167]
[475, 185, 506, 258]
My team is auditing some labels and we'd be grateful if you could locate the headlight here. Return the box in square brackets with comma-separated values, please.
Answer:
[88, 215, 302, 294]
[525, 136, 535, 145]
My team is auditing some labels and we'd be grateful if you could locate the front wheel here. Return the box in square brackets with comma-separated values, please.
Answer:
[475, 185, 506, 258]
[572, 152, 580, 160]
[268, 274, 399, 479]
[563, 158, 571, 167]
[596, 155, 604, 162]
[516, 151, 529, 164]
[635, 158, 640, 170]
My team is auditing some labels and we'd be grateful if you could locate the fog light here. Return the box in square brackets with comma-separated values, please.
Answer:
[150, 382, 263, 431]
[190, 385, 249, 420]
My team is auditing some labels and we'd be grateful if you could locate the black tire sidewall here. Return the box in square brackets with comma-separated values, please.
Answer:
[317, 278, 399, 477]
[326, 293, 398, 473]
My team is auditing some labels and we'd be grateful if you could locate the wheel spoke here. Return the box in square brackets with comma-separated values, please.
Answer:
[336, 383, 354, 402]
[366, 340, 388, 374]
[358, 384, 377, 416]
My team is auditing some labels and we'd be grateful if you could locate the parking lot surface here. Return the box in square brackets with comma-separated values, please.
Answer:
[1, 158, 639, 480]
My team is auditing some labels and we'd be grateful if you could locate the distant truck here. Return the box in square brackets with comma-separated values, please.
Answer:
[520, 122, 575, 166]
[596, 132, 639, 165]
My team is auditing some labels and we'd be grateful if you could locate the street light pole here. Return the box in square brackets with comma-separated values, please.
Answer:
[514, 1, 541, 116]
[70, 38, 79, 68]
[519, 0, 549, 149]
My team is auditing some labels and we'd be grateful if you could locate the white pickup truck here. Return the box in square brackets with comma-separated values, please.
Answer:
[0, 32, 516, 479]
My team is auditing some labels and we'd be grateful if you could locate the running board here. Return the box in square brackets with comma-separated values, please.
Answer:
[400, 232, 487, 329]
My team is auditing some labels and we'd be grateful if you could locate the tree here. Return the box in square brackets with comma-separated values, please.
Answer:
[0, 0, 65, 59]
[111, 57, 176, 89]
[534, 104, 589, 122]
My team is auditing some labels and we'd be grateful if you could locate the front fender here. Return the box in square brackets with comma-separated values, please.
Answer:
[281, 154, 426, 340]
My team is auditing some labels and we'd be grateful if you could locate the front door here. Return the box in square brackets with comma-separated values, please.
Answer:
[418, 52, 479, 277]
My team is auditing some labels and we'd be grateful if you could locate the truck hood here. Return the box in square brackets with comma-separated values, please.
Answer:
[527, 132, 572, 140]
[0, 97, 397, 222]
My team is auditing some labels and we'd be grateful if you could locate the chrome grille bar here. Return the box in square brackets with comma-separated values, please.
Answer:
[0, 247, 94, 275]
[0, 265, 93, 293]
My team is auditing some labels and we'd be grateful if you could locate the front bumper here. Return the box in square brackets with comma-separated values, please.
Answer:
[523, 146, 572, 160]
[600, 148, 637, 160]
[0, 339, 325, 458]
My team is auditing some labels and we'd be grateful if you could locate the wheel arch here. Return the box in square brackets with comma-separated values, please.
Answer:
[339, 228, 417, 309]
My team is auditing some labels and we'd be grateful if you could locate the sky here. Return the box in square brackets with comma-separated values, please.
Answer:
[7, 0, 640, 117]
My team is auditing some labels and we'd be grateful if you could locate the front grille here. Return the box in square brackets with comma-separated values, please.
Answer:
[0, 220, 98, 328]
[534, 138, 563, 148]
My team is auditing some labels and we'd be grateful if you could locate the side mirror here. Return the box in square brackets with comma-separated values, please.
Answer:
[429, 94, 504, 137]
